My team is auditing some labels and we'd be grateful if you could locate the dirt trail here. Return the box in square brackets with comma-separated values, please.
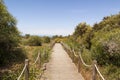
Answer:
[43, 43, 84, 80]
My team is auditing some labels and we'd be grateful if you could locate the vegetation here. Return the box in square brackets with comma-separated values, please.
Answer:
[26, 36, 42, 46]
[0, 0, 120, 79]
[42, 36, 51, 43]
[91, 28, 120, 66]
[0, 1, 52, 79]
[0, 0, 26, 66]
[22, 35, 51, 46]
[62, 13, 120, 79]
[0, 45, 51, 80]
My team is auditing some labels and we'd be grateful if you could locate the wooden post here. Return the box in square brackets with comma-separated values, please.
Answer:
[78, 57, 81, 73]
[92, 60, 97, 80]
[72, 52, 75, 62]
[74, 55, 75, 62]
[25, 59, 29, 80]
[73, 49, 75, 63]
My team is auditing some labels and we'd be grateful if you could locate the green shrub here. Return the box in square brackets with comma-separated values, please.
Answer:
[63, 37, 80, 50]
[91, 29, 120, 66]
[0, 47, 27, 66]
[25, 34, 30, 39]
[27, 36, 42, 46]
[82, 48, 92, 64]
[102, 65, 120, 80]
[33, 45, 51, 64]
[42, 36, 51, 43]
[0, 0, 26, 66]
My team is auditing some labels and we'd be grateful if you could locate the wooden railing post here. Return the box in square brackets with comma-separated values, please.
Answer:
[72, 52, 75, 62]
[92, 60, 97, 80]
[74, 55, 75, 62]
[78, 57, 81, 73]
[25, 59, 29, 80]
[73, 49, 75, 63]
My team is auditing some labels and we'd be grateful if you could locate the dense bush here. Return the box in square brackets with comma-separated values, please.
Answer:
[63, 36, 80, 51]
[27, 36, 42, 46]
[0, 47, 27, 66]
[25, 34, 30, 39]
[93, 13, 120, 31]
[61, 12, 120, 80]
[73, 22, 90, 38]
[42, 36, 51, 43]
[91, 29, 120, 66]
[73, 22, 93, 49]
[70, 13, 120, 66]
[0, 0, 26, 66]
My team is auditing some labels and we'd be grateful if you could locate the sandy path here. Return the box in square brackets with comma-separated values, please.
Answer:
[44, 43, 84, 80]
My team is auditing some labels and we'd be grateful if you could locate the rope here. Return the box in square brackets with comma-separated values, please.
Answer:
[95, 64, 105, 80]
[17, 64, 27, 80]
[17, 52, 44, 80]
[78, 52, 92, 67]
[72, 49, 78, 57]
[62, 42, 91, 67]
[61, 42, 105, 80]
[32, 52, 40, 65]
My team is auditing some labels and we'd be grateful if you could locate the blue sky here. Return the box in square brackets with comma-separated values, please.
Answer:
[4, 0, 120, 36]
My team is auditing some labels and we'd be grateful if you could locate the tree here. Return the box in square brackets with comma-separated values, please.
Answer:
[73, 22, 89, 38]
[93, 13, 120, 32]
[73, 22, 92, 49]
[25, 34, 30, 39]
[0, 0, 23, 66]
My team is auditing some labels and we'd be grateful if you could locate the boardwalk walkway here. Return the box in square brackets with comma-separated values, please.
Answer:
[43, 43, 84, 80]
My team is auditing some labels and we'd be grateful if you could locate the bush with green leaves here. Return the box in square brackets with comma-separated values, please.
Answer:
[27, 36, 42, 46]
[93, 13, 120, 31]
[73, 22, 93, 49]
[63, 36, 80, 51]
[91, 28, 120, 66]
[33, 46, 51, 64]
[0, 0, 26, 66]
[42, 36, 51, 43]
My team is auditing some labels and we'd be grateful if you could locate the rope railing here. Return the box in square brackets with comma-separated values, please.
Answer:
[95, 64, 105, 80]
[72, 49, 78, 57]
[17, 52, 46, 80]
[17, 59, 29, 80]
[17, 64, 27, 80]
[78, 52, 92, 67]
[78, 52, 105, 80]
[32, 52, 40, 65]
[61, 42, 105, 80]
